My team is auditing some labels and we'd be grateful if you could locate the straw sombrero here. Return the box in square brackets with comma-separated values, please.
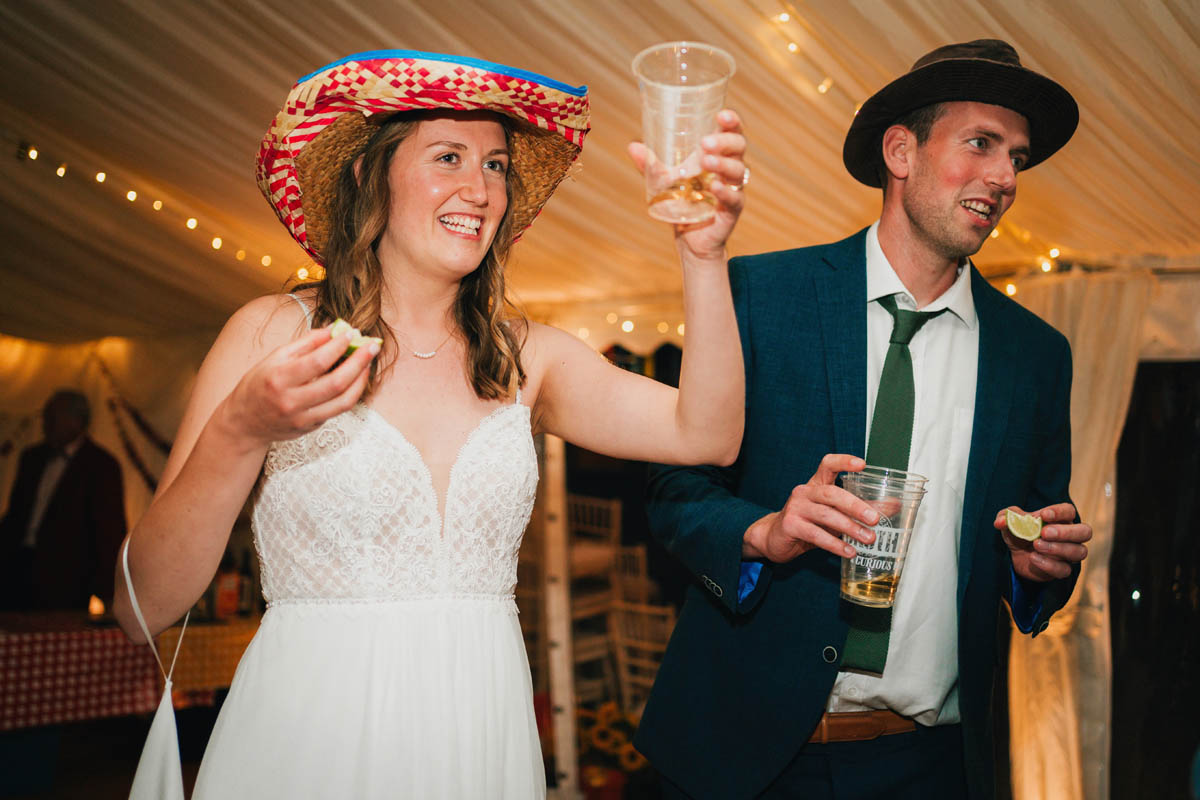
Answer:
[257, 50, 591, 264]
[843, 39, 1077, 188]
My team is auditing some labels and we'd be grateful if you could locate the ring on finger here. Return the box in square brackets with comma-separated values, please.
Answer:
[728, 166, 751, 192]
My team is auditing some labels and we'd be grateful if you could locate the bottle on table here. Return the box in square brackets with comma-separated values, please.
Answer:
[238, 549, 257, 617]
[214, 551, 240, 620]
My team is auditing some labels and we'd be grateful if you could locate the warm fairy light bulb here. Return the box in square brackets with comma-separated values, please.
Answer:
[1005, 283, 1018, 296]
[989, 229, 1000, 239]
[56, 164, 66, 177]
[212, 237, 222, 250]
[606, 312, 618, 324]
[261, 255, 272, 267]
[578, 328, 590, 340]
[27, 148, 38, 160]
[787, 42, 798, 53]
[126, 190, 137, 201]
[817, 78, 833, 94]
[621, 320, 634, 333]
[1049, 247, 1060, 258]
[296, 267, 309, 280]
[152, 200, 163, 211]
[1040, 259, 1052, 272]
[777, 12, 789, 22]
[677, 323, 686, 336]
[235, 249, 246, 261]
[95, 172, 106, 183]
[657, 321, 669, 333]
[186, 217, 197, 229]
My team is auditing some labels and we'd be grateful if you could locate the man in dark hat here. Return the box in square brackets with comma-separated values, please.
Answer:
[0, 390, 126, 611]
[636, 40, 1092, 799]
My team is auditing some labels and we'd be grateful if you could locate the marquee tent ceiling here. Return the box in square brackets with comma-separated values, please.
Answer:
[1, 0, 1197, 343]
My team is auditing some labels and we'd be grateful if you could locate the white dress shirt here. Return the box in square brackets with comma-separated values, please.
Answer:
[23, 437, 83, 548]
[828, 222, 980, 726]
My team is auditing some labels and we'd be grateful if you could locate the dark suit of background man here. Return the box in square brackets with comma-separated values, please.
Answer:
[637, 40, 1093, 800]
[1, 390, 126, 610]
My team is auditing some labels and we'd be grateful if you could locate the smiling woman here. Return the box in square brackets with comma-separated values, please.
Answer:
[316, 110, 526, 400]
[111, 49, 747, 799]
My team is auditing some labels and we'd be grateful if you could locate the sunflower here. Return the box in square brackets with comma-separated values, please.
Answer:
[618, 742, 648, 772]
[596, 701, 621, 727]
[590, 724, 618, 751]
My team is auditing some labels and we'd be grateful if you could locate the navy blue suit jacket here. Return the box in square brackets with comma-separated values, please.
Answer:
[636, 229, 1080, 800]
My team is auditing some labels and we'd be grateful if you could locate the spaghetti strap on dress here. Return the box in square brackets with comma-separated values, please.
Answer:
[286, 292, 314, 328]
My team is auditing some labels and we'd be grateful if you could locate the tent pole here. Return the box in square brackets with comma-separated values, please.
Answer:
[542, 434, 580, 799]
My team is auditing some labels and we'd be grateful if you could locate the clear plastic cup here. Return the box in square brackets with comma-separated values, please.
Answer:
[840, 467, 928, 608]
[631, 42, 735, 224]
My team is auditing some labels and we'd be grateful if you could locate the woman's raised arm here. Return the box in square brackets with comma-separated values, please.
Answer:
[531, 111, 746, 466]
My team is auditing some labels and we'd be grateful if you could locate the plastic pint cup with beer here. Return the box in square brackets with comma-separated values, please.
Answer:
[840, 467, 928, 607]
[631, 41, 736, 224]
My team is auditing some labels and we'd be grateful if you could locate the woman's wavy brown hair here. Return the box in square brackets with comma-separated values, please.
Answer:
[300, 110, 527, 400]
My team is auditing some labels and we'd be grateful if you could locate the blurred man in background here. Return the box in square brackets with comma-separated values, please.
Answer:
[1, 390, 126, 611]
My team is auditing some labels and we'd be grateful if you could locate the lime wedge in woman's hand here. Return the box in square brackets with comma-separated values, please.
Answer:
[347, 334, 382, 355]
[1005, 509, 1043, 542]
[328, 319, 378, 360]
[330, 318, 355, 339]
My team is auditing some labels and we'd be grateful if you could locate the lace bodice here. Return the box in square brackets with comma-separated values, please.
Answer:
[251, 402, 537, 603]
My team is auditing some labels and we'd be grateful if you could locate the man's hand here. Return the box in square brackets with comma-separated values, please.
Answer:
[743, 454, 880, 563]
[995, 503, 1091, 582]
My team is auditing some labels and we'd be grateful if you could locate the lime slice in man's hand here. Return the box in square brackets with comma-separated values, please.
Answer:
[1005, 508, 1043, 542]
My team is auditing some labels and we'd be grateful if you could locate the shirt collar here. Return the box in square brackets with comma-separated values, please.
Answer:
[865, 221, 978, 329]
[53, 436, 85, 460]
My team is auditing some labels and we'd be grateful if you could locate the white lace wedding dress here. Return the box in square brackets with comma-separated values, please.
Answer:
[191, 397, 543, 798]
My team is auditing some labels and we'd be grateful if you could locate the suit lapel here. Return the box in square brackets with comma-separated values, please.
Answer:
[812, 230, 868, 457]
[46, 441, 86, 511]
[958, 270, 1018, 606]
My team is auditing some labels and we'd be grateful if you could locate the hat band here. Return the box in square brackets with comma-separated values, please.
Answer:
[296, 49, 588, 97]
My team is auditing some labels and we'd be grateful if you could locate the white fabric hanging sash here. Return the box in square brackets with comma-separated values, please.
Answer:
[122, 538, 190, 800]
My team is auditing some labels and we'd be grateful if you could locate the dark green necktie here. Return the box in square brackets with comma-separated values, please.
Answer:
[842, 294, 946, 674]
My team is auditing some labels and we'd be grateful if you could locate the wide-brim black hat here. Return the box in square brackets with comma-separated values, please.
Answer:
[843, 39, 1078, 188]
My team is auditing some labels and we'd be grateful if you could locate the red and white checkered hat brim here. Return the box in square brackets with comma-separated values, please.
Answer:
[257, 50, 591, 263]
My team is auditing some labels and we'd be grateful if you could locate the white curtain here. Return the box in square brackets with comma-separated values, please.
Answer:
[1006, 269, 1155, 800]
[1138, 275, 1200, 361]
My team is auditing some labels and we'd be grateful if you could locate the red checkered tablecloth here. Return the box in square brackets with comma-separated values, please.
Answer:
[0, 612, 262, 730]
[0, 623, 158, 731]
[158, 616, 260, 695]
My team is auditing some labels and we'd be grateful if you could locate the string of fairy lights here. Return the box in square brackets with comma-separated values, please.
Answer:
[14, 12, 1071, 334]
[575, 315, 686, 344]
[12, 137, 322, 283]
[761, 6, 1070, 297]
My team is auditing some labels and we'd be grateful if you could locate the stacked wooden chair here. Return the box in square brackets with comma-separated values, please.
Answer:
[566, 494, 622, 704]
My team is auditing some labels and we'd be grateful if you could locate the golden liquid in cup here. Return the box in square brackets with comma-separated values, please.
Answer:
[841, 574, 899, 608]
[647, 171, 717, 223]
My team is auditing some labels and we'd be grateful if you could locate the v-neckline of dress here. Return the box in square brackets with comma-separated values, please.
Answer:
[356, 402, 528, 537]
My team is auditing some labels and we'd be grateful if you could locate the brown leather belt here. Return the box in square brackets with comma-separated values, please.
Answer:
[807, 710, 916, 744]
